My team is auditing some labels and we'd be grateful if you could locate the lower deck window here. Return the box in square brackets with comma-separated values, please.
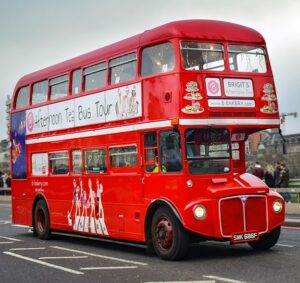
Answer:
[32, 153, 49, 176]
[49, 152, 69, 175]
[84, 149, 107, 173]
[110, 146, 137, 167]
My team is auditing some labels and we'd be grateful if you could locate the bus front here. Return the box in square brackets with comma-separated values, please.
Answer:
[177, 35, 284, 249]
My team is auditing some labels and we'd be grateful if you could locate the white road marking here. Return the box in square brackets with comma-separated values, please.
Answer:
[51, 246, 148, 266]
[11, 224, 30, 228]
[39, 256, 88, 260]
[144, 281, 215, 283]
[9, 247, 46, 251]
[203, 276, 247, 283]
[53, 231, 146, 249]
[0, 236, 22, 242]
[80, 266, 138, 270]
[276, 244, 294, 248]
[3, 251, 83, 275]
[282, 226, 300, 231]
[0, 220, 11, 225]
[0, 242, 14, 244]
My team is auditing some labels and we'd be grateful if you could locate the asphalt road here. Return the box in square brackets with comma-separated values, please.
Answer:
[1, 200, 299, 283]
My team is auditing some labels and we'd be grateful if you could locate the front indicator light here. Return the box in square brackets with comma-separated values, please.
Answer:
[193, 205, 207, 220]
[273, 200, 283, 214]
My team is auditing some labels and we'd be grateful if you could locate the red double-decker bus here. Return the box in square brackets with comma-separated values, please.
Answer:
[10, 20, 285, 260]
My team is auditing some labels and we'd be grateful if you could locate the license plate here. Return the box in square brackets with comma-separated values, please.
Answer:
[231, 232, 259, 243]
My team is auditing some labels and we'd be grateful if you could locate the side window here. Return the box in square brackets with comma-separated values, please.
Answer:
[32, 153, 48, 176]
[83, 63, 107, 91]
[110, 146, 137, 167]
[72, 150, 82, 174]
[50, 74, 69, 100]
[84, 149, 107, 173]
[72, 69, 82, 94]
[181, 42, 224, 71]
[15, 86, 30, 109]
[228, 45, 267, 73]
[160, 130, 183, 173]
[32, 80, 48, 105]
[49, 152, 69, 175]
[141, 42, 175, 77]
[110, 53, 137, 85]
[144, 132, 158, 172]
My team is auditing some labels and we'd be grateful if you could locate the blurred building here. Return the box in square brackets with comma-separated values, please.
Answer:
[246, 130, 300, 178]
[0, 95, 11, 174]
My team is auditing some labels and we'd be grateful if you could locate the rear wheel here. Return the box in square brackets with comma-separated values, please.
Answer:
[248, 226, 281, 250]
[34, 199, 51, 240]
[151, 207, 189, 260]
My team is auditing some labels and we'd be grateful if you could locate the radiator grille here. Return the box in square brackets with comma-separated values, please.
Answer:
[219, 195, 268, 237]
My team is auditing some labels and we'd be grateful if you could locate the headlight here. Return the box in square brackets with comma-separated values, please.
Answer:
[273, 200, 283, 214]
[193, 205, 207, 220]
[186, 179, 193, 188]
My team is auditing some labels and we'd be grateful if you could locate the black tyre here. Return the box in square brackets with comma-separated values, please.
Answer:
[151, 207, 189, 260]
[248, 226, 281, 250]
[34, 199, 51, 240]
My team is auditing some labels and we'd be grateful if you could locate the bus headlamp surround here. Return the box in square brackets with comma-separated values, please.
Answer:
[193, 205, 207, 220]
[273, 199, 283, 214]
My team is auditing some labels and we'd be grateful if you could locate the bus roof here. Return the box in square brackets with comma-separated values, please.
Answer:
[15, 20, 265, 89]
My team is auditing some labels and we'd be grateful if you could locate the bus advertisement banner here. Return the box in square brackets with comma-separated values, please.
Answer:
[26, 82, 142, 135]
[11, 111, 27, 179]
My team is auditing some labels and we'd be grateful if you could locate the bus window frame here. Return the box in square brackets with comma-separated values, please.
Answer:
[140, 41, 176, 78]
[180, 40, 225, 72]
[71, 149, 83, 175]
[31, 152, 49, 177]
[83, 62, 107, 92]
[49, 151, 70, 176]
[32, 79, 49, 106]
[49, 74, 69, 101]
[109, 52, 137, 86]
[184, 127, 231, 175]
[180, 40, 271, 74]
[109, 144, 139, 173]
[71, 69, 83, 95]
[15, 85, 30, 110]
[84, 147, 108, 175]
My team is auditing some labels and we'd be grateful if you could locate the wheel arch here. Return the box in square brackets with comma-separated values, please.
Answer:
[144, 198, 183, 245]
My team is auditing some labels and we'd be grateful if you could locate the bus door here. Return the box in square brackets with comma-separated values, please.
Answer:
[142, 130, 183, 200]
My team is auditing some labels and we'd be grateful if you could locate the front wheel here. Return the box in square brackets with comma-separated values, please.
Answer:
[151, 207, 189, 260]
[34, 199, 51, 240]
[248, 226, 281, 250]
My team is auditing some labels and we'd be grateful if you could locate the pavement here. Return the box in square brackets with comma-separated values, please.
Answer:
[1, 195, 300, 227]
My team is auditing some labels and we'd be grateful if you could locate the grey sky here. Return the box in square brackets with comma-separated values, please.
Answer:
[1, 0, 300, 139]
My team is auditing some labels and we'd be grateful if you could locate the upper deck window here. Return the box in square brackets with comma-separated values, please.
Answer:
[141, 42, 175, 76]
[110, 53, 137, 85]
[15, 86, 30, 109]
[181, 42, 224, 71]
[228, 45, 267, 73]
[50, 74, 69, 100]
[83, 63, 106, 91]
[32, 80, 48, 105]
[72, 69, 82, 94]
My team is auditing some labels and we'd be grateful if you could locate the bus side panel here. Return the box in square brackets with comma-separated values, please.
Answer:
[42, 175, 146, 242]
[11, 180, 31, 226]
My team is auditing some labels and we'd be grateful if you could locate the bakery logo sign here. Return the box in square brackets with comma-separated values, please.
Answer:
[26, 83, 142, 135]
[224, 78, 254, 97]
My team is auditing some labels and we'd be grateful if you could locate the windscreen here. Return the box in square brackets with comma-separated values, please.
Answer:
[185, 128, 230, 174]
